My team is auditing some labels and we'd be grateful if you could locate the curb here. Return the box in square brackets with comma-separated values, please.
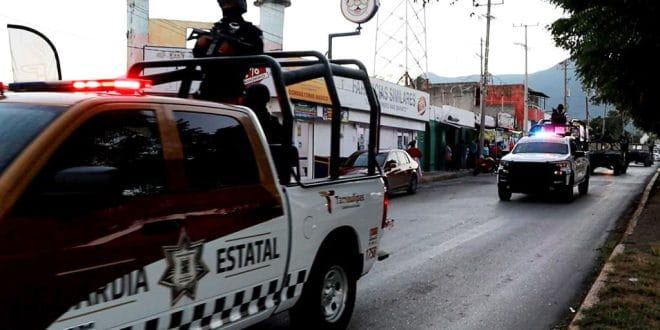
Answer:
[419, 170, 474, 184]
[568, 168, 660, 329]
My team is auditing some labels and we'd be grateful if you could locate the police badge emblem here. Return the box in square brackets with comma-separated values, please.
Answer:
[159, 230, 210, 305]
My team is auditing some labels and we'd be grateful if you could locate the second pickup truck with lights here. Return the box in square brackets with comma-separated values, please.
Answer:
[497, 134, 590, 202]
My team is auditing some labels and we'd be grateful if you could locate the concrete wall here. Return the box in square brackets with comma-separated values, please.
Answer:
[149, 19, 214, 48]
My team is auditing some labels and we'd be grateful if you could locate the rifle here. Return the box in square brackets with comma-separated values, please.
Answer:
[187, 27, 258, 57]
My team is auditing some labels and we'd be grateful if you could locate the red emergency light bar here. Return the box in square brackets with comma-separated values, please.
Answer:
[8, 79, 152, 94]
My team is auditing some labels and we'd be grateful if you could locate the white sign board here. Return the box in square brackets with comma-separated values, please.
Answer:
[334, 76, 430, 122]
[497, 112, 514, 129]
[143, 46, 197, 93]
[431, 105, 475, 128]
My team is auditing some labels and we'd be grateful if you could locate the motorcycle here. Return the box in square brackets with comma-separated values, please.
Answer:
[473, 156, 498, 175]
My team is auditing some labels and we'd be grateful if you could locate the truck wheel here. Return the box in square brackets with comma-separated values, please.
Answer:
[613, 165, 621, 176]
[498, 186, 511, 201]
[290, 251, 356, 330]
[407, 175, 418, 194]
[561, 186, 574, 203]
[578, 176, 589, 195]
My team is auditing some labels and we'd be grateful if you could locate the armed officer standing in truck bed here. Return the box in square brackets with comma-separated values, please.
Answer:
[191, 0, 264, 104]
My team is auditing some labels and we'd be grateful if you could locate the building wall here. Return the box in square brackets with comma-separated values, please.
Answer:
[127, 0, 150, 69]
[428, 82, 480, 112]
[486, 84, 545, 130]
[149, 19, 214, 47]
[428, 82, 548, 133]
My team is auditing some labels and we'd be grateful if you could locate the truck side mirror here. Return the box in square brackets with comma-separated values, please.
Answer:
[29, 166, 122, 213]
[384, 160, 397, 171]
[52, 166, 120, 195]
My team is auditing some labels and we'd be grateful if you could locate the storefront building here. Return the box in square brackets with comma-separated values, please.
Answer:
[270, 76, 430, 179]
[426, 105, 479, 171]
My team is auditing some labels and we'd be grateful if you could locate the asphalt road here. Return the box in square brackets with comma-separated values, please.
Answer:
[251, 164, 658, 330]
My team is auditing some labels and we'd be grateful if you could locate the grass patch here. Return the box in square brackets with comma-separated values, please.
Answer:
[557, 172, 660, 329]
[574, 222, 660, 328]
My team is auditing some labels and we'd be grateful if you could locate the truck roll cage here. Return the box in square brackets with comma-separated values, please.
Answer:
[127, 51, 381, 183]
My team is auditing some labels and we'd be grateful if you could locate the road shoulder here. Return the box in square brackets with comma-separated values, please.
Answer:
[569, 168, 660, 329]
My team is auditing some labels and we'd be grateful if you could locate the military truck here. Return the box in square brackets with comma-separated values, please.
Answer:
[588, 138, 629, 175]
[627, 143, 654, 167]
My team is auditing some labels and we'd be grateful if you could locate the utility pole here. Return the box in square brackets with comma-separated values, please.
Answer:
[476, 0, 504, 159]
[602, 105, 606, 137]
[561, 59, 569, 111]
[514, 23, 537, 133]
[479, 38, 483, 78]
[585, 89, 590, 125]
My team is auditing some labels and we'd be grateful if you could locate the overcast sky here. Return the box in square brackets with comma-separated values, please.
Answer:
[0, 0, 569, 83]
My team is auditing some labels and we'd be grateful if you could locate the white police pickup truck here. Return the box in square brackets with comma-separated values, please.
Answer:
[0, 52, 388, 329]
[497, 132, 590, 202]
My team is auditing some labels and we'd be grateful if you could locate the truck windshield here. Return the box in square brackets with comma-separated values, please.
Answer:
[0, 104, 64, 174]
[513, 142, 568, 154]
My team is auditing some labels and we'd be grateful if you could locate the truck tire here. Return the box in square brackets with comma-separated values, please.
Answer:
[560, 185, 574, 203]
[613, 165, 621, 176]
[290, 250, 356, 329]
[498, 186, 511, 201]
[407, 175, 418, 194]
[578, 176, 589, 195]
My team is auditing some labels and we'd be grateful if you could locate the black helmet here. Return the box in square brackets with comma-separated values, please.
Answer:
[245, 84, 270, 106]
[218, 0, 247, 13]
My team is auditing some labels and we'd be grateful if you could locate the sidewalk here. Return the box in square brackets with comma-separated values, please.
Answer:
[419, 169, 473, 184]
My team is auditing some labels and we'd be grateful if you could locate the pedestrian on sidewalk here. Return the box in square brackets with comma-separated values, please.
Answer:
[468, 139, 478, 169]
[406, 140, 423, 177]
[444, 144, 453, 171]
[459, 142, 467, 169]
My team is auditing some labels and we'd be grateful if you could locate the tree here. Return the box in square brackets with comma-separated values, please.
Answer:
[588, 112, 627, 142]
[548, 0, 660, 134]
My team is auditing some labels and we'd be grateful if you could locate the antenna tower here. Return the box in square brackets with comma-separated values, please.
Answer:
[372, 0, 428, 87]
